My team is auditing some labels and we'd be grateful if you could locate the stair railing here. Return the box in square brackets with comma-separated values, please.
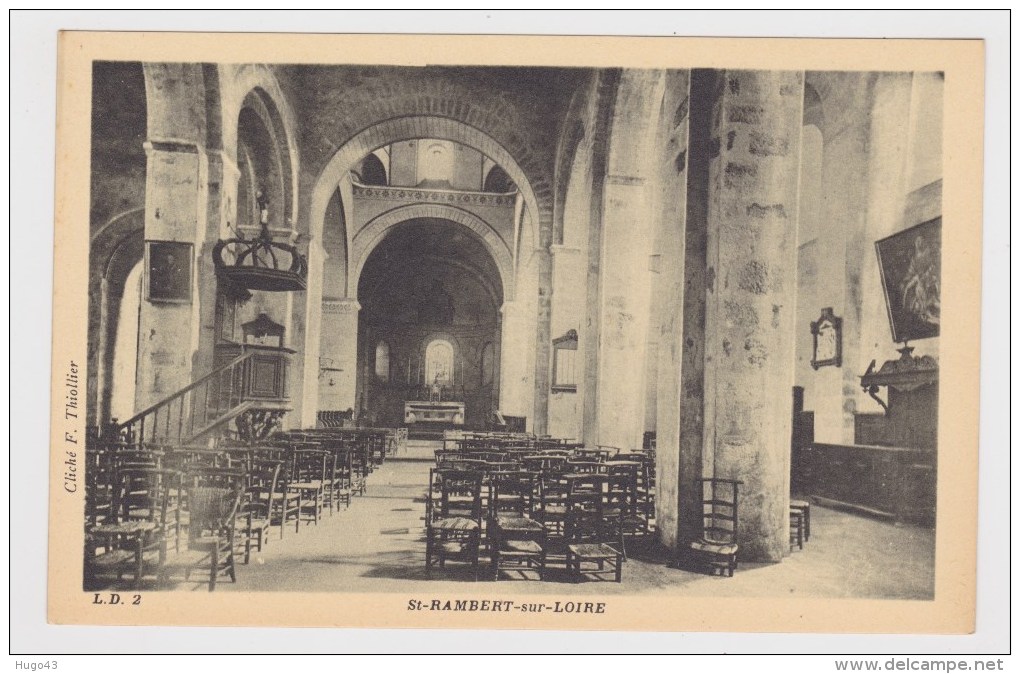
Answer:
[113, 350, 258, 445]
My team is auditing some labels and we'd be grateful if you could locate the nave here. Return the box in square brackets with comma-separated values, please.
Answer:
[87, 440, 934, 599]
[84, 61, 944, 601]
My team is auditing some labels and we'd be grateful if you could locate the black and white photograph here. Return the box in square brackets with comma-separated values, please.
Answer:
[38, 25, 991, 642]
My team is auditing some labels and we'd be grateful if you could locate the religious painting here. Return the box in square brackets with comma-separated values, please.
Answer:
[144, 240, 192, 303]
[875, 217, 942, 343]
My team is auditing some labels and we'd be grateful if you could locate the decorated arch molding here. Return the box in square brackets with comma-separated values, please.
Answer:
[351, 203, 514, 302]
[309, 115, 549, 277]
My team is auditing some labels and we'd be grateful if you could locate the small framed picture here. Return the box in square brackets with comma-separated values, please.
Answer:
[145, 240, 193, 303]
[810, 307, 843, 370]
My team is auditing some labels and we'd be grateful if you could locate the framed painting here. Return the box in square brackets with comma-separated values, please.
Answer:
[144, 240, 193, 303]
[875, 217, 941, 343]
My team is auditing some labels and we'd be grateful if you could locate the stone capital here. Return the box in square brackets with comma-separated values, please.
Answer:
[322, 298, 361, 316]
[605, 174, 646, 187]
[143, 139, 203, 157]
[550, 244, 582, 258]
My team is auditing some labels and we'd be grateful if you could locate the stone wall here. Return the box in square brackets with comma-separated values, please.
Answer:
[794, 72, 943, 445]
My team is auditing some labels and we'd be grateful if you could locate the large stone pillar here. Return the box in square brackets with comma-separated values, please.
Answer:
[298, 172, 329, 429]
[595, 176, 654, 451]
[531, 247, 553, 436]
[592, 70, 664, 452]
[135, 141, 208, 411]
[673, 69, 715, 552]
[318, 298, 360, 415]
[701, 70, 803, 562]
[645, 71, 696, 551]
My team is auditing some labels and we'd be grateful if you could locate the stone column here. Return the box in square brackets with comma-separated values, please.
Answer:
[547, 244, 584, 440]
[701, 70, 803, 562]
[296, 164, 329, 429]
[531, 247, 553, 436]
[192, 149, 234, 379]
[498, 300, 530, 420]
[135, 141, 208, 411]
[318, 298, 360, 414]
[595, 176, 654, 451]
[652, 70, 694, 551]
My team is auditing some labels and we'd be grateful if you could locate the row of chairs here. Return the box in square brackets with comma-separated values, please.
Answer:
[424, 453, 655, 582]
[276, 427, 398, 469]
[436, 444, 656, 527]
[85, 464, 248, 592]
[445, 434, 812, 581]
[84, 430, 384, 591]
[433, 437, 770, 581]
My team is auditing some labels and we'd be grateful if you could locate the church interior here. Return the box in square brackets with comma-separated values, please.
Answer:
[84, 62, 942, 597]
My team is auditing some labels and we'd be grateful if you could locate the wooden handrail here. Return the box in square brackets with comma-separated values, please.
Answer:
[118, 351, 256, 429]
[113, 350, 258, 444]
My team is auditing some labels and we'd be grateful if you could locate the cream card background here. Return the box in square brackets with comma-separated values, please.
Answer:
[12, 10, 1010, 655]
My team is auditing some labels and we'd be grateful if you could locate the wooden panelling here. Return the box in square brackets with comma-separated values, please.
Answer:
[798, 443, 936, 527]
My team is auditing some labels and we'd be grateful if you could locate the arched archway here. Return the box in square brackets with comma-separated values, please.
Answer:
[89, 209, 145, 425]
[304, 119, 557, 428]
[88, 60, 148, 426]
[308, 116, 548, 279]
[355, 217, 504, 429]
[216, 64, 301, 229]
[350, 203, 514, 302]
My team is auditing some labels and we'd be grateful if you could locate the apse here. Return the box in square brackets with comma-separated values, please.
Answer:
[356, 218, 504, 430]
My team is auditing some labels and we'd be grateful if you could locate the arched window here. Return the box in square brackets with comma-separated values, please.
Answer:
[483, 165, 515, 193]
[425, 339, 454, 385]
[358, 153, 388, 185]
[374, 341, 391, 382]
[235, 99, 287, 230]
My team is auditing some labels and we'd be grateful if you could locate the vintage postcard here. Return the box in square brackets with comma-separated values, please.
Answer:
[48, 30, 984, 633]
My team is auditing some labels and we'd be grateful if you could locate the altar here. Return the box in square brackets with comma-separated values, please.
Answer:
[404, 400, 466, 426]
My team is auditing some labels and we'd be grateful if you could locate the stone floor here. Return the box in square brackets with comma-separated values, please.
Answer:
[96, 442, 936, 599]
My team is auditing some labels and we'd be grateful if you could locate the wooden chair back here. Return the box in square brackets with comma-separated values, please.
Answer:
[430, 469, 484, 523]
[488, 471, 538, 519]
[697, 478, 741, 545]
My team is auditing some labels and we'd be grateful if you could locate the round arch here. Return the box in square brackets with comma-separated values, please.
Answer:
[304, 115, 549, 428]
[350, 203, 514, 302]
[217, 64, 301, 229]
[309, 116, 547, 275]
[88, 208, 145, 426]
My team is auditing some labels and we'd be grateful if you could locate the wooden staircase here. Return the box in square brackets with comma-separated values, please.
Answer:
[113, 348, 287, 445]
